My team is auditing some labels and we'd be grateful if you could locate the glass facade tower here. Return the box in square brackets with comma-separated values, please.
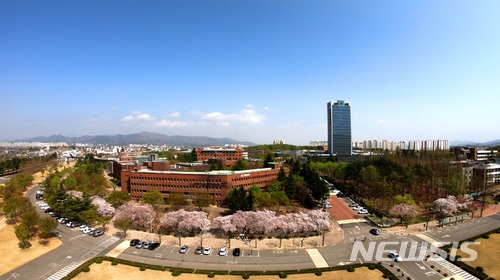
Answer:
[327, 100, 352, 156]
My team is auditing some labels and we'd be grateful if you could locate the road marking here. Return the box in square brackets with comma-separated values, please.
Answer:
[415, 233, 443, 247]
[306, 249, 329, 268]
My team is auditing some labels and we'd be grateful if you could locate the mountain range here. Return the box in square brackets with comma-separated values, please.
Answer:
[450, 139, 500, 147]
[13, 132, 258, 147]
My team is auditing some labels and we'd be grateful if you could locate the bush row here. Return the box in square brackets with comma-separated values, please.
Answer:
[62, 256, 398, 279]
[441, 228, 500, 280]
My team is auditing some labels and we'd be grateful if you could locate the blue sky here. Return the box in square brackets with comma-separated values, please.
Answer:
[1, 1, 499, 145]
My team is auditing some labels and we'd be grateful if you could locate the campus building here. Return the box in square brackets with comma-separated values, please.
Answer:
[196, 147, 245, 161]
[111, 156, 284, 205]
[327, 100, 352, 157]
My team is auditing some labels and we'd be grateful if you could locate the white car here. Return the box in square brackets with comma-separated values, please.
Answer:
[388, 252, 403, 262]
[38, 202, 48, 208]
[203, 246, 213, 255]
[79, 225, 88, 232]
[218, 247, 228, 256]
[352, 206, 363, 211]
[358, 209, 368, 214]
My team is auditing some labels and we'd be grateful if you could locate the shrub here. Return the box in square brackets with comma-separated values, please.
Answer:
[368, 264, 376, 270]
[481, 235, 489, 239]
[242, 273, 250, 279]
[279, 272, 287, 278]
[82, 266, 90, 272]
[140, 265, 146, 271]
[111, 260, 118, 266]
[315, 270, 322, 276]
[38, 240, 49, 245]
[347, 267, 355, 272]
[475, 266, 484, 272]
[95, 258, 102, 264]
[208, 272, 215, 278]
[172, 269, 181, 277]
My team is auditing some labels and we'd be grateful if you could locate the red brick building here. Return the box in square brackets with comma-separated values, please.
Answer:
[112, 159, 284, 205]
[196, 147, 244, 161]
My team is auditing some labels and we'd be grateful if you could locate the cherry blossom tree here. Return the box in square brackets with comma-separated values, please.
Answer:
[112, 203, 155, 230]
[434, 195, 468, 216]
[160, 209, 210, 245]
[91, 196, 115, 217]
[212, 215, 237, 247]
[389, 203, 417, 224]
[65, 190, 83, 199]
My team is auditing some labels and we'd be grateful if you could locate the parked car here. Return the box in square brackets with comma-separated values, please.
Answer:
[130, 239, 140, 246]
[388, 252, 403, 262]
[142, 242, 151, 249]
[79, 225, 88, 232]
[218, 247, 228, 256]
[232, 248, 241, 257]
[349, 203, 359, 207]
[135, 241, 143, 249]
[148, 242, 161, 250]
[194, 246, 203, 255]
[337, 192, 346, 197]
[203, 246, 213, 255]
[92, 230, 104, 237]
[369, 228, 380, 235]
[87, 228, 95, 235]
[179, 245, 189, 254]
[358, 209, 369, 214]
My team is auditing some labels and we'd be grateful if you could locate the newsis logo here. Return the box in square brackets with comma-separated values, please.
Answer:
[349, 241, 480, 262]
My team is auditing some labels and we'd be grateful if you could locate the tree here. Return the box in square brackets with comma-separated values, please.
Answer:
[38, 217, 58, 239]
[142, 190, 164, 211]
[231, 159, 247, 171]
[21, 210, 39, 237]
[15, 224, 31, 249]
[212, 215, 237, 247]
[113, 203, 155, 230]
[263, 153, 274, 168]
[226, 186, 252, 212]
[114, 217, 133, 237]
[160, 209, 210, 245]
[106, 191, 131, 208]
[389, 204, 417, 224]
[169, 192, 188, 210]
[80, 209, 99, 226]
[91, 196, 116, 217]
[434, 195, 466, 216]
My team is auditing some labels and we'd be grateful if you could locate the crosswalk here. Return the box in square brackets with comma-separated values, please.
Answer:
[427, 256, 479, 280]
[45, 236, 120, 280]
[45, 261, 85, 280]
[343, 233, 389, 244]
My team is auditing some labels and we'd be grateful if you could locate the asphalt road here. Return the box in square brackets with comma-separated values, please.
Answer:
[1, 184, 498, 280]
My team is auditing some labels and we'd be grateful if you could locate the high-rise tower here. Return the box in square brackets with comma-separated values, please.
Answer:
[327, 100, 352, 156]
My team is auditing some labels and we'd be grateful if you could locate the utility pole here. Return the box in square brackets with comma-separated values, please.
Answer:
[480, 164, 487, 218]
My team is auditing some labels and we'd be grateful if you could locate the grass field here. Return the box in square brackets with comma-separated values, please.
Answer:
[0, 224, 61, 277]
[73, 261, 383, 280]
[456, 233, 499, 279]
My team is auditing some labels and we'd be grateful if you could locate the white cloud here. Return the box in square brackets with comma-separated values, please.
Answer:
[121, 111, 155, 122]
[169, 112, 181, 118]
[264, 106, 270, 111]
[121, 115, 135, 122]
[201, 109, 265, 124]
[155, 119, 192, 127]
[378, 119, 385, 123]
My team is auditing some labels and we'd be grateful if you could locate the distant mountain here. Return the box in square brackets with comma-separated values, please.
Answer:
[450, 139, 500, 147]
[15, 132, 258, 147]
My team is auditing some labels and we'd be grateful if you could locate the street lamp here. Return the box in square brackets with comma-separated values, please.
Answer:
[148, 217, 154, 243]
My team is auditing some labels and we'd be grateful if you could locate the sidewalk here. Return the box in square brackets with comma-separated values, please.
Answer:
[105, 220, 345, 251]
[385, 204, 499, 236]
